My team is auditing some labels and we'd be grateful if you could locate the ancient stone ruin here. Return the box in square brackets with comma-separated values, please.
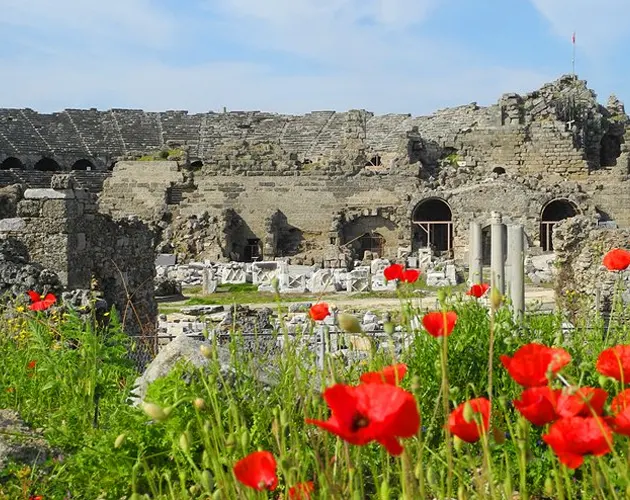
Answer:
[1, 74, 630, 314]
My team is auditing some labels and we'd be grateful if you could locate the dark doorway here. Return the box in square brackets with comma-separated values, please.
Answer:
[34, 158, 61, 172]
[600, 134, 622, 167]
[355, 232, 385, 258]
[0, 157, 24, 170]
[540, 199, 577, 251]
[72, 159, 94, 171]
[412, 198, 453, 253]
[243, 238, 262, 262]
[492, 166, 506, 175]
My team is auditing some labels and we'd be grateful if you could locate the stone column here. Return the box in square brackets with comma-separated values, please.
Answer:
[469, 222, 483, 284]
[507, 224, 525, 321]
[490, 212, 505, 295]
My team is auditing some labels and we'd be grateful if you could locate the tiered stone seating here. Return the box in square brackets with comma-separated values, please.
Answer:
[21, 109, 89, 155]
[159, 111, 201, 145]
[64, 109, 125, 155]
[0, 170, 20, 186]
[0, 133, 18, 156]
[70, 171, 113, 193]
[111, 110, 163, 153]
[365, 114, 411, 153]
[0, 109, 49, 154]
[279, 111, 336, 157]
[306, 112, 344, 157]
[13, 170, 55, 188]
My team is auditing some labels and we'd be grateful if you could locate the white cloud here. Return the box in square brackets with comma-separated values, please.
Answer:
[0, 0, 176, 48]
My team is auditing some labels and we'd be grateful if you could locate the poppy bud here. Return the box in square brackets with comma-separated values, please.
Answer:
[189, 485, 200, 495]
[437, 289, 447, 305]
[193, 398, 206, 410]
[271, 277, 280, 293]
[202, 449, 212, 468]
[379, 478, 390, 500]
[414, 462, 423, 480]
[212, 489, 223, 500]
[200, 470, 213, 492]
[114, 433, 126, 449]
[490, 288, 503, 310]
[225, 434, 236, 449]
[142, 402, 168, 422]
[179, 432, 190, 453]
[383, 321, 395, 335]
[463, 402, 475, 423]
[503, 475, 512, 498]
[544, 477, 554, 497]
[338, 313, 362, 333]
[598, 375, 609, 387]
[200, 344, 212, 359]
[453, 435, 464, 453]
[493, 425, 506, 445]
[240, 428, 250, 451]
[280, 409, 288, 428]
[163, 406, 173, 418]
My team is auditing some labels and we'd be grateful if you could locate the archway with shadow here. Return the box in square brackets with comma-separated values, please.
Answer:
[0, 157, 24, 170]
[411, 198, 453, 254]
[34, 158, 61, 172]
[540, 199, 578, 251]
[72, 159, 95, 171]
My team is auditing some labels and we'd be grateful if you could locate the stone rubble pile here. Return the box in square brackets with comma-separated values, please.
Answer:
[155, 254, 462, 296]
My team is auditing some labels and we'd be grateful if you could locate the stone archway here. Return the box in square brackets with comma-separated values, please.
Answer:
[1, 157, 24, 170]
[411, 198, 453, 254]
[540, 199, 578, 251]
[72, 159, 95, 171]
[34, 158, 61, 172]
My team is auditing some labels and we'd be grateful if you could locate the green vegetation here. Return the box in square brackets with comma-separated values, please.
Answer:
[1, 290, 630, 498]
[137, 149, 185, 161]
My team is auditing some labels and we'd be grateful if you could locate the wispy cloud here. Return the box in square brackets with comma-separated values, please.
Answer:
[0, 0, 553, 114]
[529, 0, 630, 52]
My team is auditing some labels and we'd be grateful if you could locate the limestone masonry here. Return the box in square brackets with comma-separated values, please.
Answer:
[1, 75, 629, 267]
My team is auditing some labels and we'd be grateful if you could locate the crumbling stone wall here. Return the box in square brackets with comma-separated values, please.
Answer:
[0, 175, 156, 334]
[553, 216, 630, 316]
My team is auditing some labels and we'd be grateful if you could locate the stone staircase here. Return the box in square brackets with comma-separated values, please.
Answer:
[111, 109, 163, 153]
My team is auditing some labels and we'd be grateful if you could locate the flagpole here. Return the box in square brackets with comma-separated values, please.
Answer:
[572, 32, 576, 77]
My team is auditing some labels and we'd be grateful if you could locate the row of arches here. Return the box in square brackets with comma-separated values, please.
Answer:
[349, 198, 579, 260]
[0, 157, 97, 171]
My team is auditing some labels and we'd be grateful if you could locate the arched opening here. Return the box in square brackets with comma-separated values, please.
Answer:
[0, 157, 24, 170]
[492, 166, 506, 175]
[481, 224, 507, 266]
[412, 198, 453, 254]
[108, 162, 117, 171]
[243, 238, 262, 262]
[190, 160, 203, 169]
[71, 159, 94, 171]
[540, 199, 578, 251]
[365, 155, 382, 167]
[355, 232, 385, 258]
[34, 158, 60, 172]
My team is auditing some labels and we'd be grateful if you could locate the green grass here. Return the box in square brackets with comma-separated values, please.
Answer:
[2, 291, 629, 498]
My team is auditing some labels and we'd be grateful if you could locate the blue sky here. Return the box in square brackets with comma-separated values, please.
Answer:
[1, 0, 629, 116]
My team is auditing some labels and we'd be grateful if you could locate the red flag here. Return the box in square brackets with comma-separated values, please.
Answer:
[572, 32, 576, 44]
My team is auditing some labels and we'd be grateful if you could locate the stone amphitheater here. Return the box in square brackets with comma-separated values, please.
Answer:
[0, 74, 628, 268]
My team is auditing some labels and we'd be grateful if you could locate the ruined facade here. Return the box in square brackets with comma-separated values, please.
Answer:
[0, 75, 628, 266]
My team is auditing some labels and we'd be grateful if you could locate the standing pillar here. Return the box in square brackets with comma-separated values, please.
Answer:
[490, 212, 505, 295]
[469, 222, 483, 284]
[507, 225, 525, 321]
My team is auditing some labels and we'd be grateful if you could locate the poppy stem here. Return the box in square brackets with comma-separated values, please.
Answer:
[440, 312, 453, 498]
[488, 303, 495, 425]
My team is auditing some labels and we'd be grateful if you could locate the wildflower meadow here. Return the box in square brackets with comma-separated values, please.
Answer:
[3, 249, 630, 498]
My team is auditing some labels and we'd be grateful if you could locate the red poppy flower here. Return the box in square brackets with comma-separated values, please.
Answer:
[466, 283, 490, 298]
[27, 291, 56, 311]
[513, 386, 560, 426]
[27, 360, 37, 370]
[28, 496, 43, 500]
[447, 398, 490, 443]
[542, 416, 613, 469]
[288, 481, 315, 500]
[383, 264, 404, 281]
[606, 389, 630, 436]
[360, 363, 407, 386]
[556, 387, 608, 418]
[401, 269, 421, 284]
[500, 343, 571, 387]
[596, 345, 630, 383]
[309, 302, 330, 321]
[306, 383, 420, 456]
[602, 248, 630, 271]
[233, 451, 278, 491]
[422, 311, 457, 337]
